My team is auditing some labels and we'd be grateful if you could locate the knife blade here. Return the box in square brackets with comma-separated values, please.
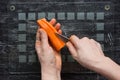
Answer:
[55, 33, 69, 43]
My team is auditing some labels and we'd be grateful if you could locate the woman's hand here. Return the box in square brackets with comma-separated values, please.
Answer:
[66, 36, 105, 69]
[66, 35, 120, 80]
[35, 18, 62, 80]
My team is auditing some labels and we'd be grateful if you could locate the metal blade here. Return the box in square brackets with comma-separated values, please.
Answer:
[55, 33, 69, 43]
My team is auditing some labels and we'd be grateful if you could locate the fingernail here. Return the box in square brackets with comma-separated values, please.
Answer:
[69, 35, 75, 40]
[66, 42, 69, 46]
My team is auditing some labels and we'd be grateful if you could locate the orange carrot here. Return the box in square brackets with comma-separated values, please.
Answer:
[37, 18, 65, 51]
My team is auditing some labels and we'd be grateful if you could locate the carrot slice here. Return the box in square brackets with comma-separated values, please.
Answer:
[37, 18, 65, 51]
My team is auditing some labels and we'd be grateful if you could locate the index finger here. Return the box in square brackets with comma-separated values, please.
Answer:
[69, 35, 80, 49]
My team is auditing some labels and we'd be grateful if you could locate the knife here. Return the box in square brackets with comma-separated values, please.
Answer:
[55, 33, 69, 43]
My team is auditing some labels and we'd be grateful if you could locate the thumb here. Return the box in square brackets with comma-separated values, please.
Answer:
[39, 29, 50, 49]
[69, 35, 80, 49]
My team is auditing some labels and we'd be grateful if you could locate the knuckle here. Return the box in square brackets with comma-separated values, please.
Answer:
[97, 42, 101, 46]
[90, 39, 94, 41]
[82, 37, 89, 40]
[70, 35, 76, 40]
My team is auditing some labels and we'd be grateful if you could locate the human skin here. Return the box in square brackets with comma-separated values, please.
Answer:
[35, 18, 120, 80]
[66, 36, 120, 80]
[35, 19, 62, 80]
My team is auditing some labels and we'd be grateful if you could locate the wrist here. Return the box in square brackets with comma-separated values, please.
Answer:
[82, 56, 107, 70]
[41, 65, 61, 80]
[93, 57, 120, 80]
[91, 56, 108, 71]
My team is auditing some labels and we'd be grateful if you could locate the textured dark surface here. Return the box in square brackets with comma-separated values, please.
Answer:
[0, 0, 120, 80]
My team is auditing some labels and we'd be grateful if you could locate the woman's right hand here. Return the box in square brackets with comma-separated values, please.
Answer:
[66, 35, 120, 80]
[66, 35, 105, 69]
